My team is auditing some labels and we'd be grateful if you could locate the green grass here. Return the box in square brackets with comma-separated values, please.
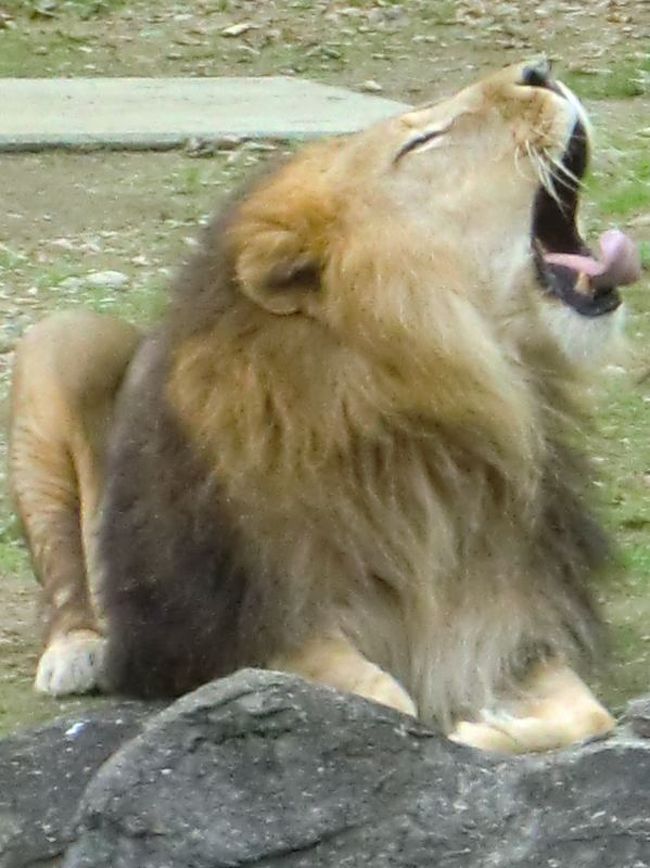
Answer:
[0, 674, 111, 737]
[639, 240, 650, 270]
[587, 151, 650, 219]
[566, 56, 650, 100]
[418, 0, 456, 24]
[0, 539, 29, 577]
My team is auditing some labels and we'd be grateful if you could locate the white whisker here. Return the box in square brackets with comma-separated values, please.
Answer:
[513, 146, 529, 181]
[527, 142, 561, 205]
[546, 151, 583, 190]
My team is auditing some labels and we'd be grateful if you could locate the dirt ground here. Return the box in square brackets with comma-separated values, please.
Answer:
[0, 0, 648, 102]
[0, 0, 648, 735]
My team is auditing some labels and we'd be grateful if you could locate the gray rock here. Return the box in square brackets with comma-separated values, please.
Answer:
[625, 695, 650, 738]
[63, 671, 650, 868]
[0, 702, 156, 868]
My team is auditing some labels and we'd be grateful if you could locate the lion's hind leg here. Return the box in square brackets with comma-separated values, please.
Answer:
[271, 633, 417, 717]
[448, 660, 615, 754]
[9, 311, 141, 695]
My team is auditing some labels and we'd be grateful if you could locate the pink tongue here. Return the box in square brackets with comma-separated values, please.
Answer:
[544, 229, 642, 288]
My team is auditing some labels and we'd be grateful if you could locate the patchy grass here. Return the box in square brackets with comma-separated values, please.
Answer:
[565, 55, 650, 100]
[578, 123, 650, 707]
[585, 134, 650, 221]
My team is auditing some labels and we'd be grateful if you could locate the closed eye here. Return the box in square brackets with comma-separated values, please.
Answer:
[394, 125, 450, 164]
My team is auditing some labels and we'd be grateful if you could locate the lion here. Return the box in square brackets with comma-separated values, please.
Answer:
[9, 60, 642, 753]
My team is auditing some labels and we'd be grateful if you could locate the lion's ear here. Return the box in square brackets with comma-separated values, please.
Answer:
[235, 225, 322, 316]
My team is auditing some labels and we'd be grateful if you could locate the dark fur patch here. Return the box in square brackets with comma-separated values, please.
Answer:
[166, 158, 289, 342]
[534, 443, 610, 656]
[99, 171, 300, 699]
[99, 337, 291, 698]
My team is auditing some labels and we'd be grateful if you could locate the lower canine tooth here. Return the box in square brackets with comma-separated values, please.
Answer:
[575, 272, 590, 294]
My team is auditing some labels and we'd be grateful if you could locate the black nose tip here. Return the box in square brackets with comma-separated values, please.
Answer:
[521, 59, 552, 88]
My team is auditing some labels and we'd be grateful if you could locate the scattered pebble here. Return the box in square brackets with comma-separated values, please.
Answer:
[86, 271, 129, 290]
[58, 277, 83, 291]
[65, 721, 88, 740]
[221, 22, 255, 38]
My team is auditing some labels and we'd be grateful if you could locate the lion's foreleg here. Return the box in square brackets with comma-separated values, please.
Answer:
[448, 659, 615, 753]
[9, 312, 140, 696]
[10, 415, 107, 696]
[271, 633, 417, 717]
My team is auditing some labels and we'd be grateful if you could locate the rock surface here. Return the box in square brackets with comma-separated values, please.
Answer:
[55, 671, 649, 868]
[0, 702, 155, 868]
[625, 694, 650, 739]
[1, 673, 649, 867]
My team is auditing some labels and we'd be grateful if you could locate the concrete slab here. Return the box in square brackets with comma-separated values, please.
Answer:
[0, 77, 409, 151]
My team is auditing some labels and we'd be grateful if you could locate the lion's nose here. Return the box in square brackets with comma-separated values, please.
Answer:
[520, 58, 552, 88]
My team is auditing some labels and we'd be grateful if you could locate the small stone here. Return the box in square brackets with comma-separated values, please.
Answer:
[383, 5, 405, 22]
[360, 79, 383, 93]
[627, 212, 650, 228]
[221, 22, 255, 37]
[58, 277, 83, 291]
[241, 141, 277, 152]
[625, 696, 650, 738]
[86, 270, 129, 290]
[30, 0, 57, 18]
[185, 135, 247, 156]
[50, 238, 75, 251]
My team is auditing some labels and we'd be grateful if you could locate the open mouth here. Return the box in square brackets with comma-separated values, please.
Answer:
[532, 119, 641, 318]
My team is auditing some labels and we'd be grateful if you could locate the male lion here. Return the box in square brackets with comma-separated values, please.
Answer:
[10, 61, 642, 753]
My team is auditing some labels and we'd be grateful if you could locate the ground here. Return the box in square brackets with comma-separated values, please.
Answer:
[0, 0, 648, 735]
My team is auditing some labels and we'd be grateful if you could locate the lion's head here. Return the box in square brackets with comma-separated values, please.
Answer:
[172, 61, 640, 478]
[228, 60, 638, 363]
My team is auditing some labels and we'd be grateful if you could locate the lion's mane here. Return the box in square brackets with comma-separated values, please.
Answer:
[100, 120, 607, 725]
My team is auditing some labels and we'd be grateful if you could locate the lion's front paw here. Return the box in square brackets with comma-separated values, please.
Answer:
[448, 718, 528, 753]
[35, 629, 107, 696]
[448, 707, 616, 755]
[355, 669, 417, 717]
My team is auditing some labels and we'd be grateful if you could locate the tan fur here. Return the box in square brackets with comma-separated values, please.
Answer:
[9, 310, 140, 693]
[449, 661, 615, 752]
[272, 633, 417, 718]
[10, 64, 617, 748]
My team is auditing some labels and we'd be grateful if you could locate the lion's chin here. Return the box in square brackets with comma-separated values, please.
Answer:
[541, 301, 627, 366]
